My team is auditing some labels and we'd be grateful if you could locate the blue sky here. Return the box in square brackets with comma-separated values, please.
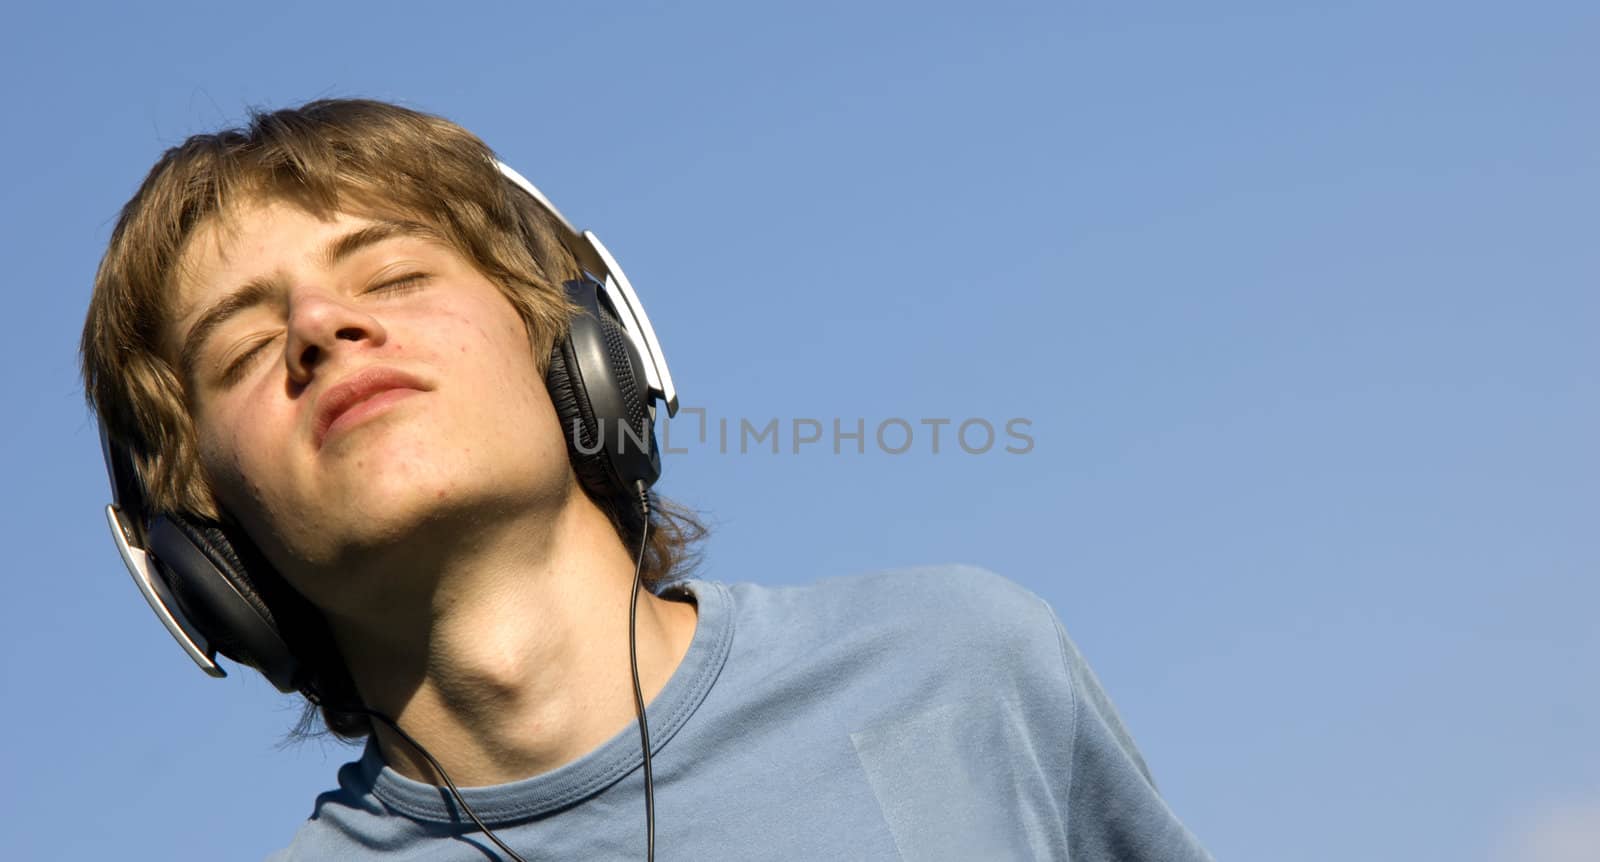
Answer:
[2, 2, 1595, 860]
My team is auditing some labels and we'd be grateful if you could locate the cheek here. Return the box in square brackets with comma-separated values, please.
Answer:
[436, 297, 544, 390]
[193, 404, 285, 520]
[436, 301, 563, 456]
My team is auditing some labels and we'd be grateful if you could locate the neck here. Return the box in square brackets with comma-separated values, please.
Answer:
[321, 485, 698, 787]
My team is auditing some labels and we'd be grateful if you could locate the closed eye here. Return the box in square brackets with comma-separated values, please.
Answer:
[220, 332, 280, 385]
[367, 272, 430, 295]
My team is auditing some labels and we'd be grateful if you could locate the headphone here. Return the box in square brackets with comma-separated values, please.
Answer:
[99, 161, 680, 695]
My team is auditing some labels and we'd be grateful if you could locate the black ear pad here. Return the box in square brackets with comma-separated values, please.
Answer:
[546, 339, 621, 504]
[146, 514, 305, 693]
[545, 278, 661, 508]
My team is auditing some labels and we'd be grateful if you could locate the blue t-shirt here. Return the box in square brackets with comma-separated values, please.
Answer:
[267, 566, 1211, 860]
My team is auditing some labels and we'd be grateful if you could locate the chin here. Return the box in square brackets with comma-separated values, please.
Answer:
[274, 486, 465, 612]
[262, 426, 570, 584]
[325, 451, 560, 545]
[336, 465, 471, 536]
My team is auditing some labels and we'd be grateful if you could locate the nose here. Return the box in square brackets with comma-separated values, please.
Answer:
[284, 289, 388, 385]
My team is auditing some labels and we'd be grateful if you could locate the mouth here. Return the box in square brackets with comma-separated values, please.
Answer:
[313, 367, 431, 449]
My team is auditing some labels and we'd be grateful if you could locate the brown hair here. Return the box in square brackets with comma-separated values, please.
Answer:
[80, 98, 705, 739]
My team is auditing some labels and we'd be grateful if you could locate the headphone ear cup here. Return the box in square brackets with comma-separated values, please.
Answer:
[546, 336, 623, 504]
[595, 310, 658, 479]
[146, 514, 304, 693]
[546, 279, 661, 505]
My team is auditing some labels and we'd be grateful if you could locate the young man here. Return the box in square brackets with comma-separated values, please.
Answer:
[82, 99, 1211, 860]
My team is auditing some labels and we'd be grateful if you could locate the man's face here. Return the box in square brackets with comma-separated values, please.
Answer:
[167, 198, 573, 608]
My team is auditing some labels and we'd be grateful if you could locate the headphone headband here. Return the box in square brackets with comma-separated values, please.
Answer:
[495, 161, 677, 417]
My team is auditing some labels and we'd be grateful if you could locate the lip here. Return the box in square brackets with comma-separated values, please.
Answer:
[312, 366, 431, 449]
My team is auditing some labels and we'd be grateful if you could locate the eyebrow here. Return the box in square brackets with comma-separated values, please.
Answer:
[177, 219, 441, 380]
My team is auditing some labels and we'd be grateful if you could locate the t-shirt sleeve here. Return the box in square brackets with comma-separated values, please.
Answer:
[1049, 607, 1215, 861]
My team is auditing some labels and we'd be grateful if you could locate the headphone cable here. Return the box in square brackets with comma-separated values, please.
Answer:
[358, 707, 530, 862]
[630, 480, 657, 862]
[319, 484, 658, 862]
